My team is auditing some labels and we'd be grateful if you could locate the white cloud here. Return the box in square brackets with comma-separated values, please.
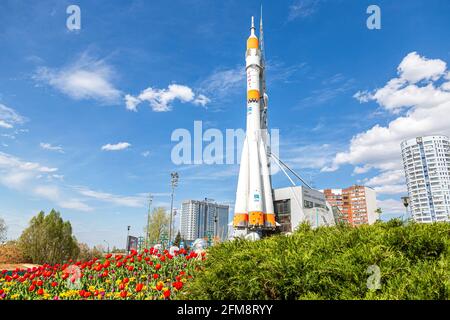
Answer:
[40, 142, 64, 153]
[141, 150, 150, 157]
[34, 53, 121, 104]
[193, 94, 210, 107]
[288, 0, 321, 21]
[0, 104, 26, 129]
[397, 51, 446, 83]
[0, 151, 151, 213]
[0, 152, 92, 211]
[33, 185, 60, 200]
[199, 66, 245, 99]
[126, 84, 209, 112]
[298, 74, 354, 108]
[101, 142, 131, 151]
[326, 52, 450, 196]
[0, 152, 58, 180]
[373, 184, 407, 195]
[74, 187, 146, 208]
[284, 143, 340, 170]
[378, 199, 406, 215]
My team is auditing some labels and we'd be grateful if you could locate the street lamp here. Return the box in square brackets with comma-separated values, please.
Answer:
[146, 194, 153, 248]
[169, 172, 179, 243]
[103, 240, 110, 254]
[126, 225, 131, 252]
[401, 196, 410, 222]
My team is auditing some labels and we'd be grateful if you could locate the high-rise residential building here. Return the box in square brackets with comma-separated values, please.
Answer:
[180, 200, 229, 242]
[323, 186, 378, 226]
[401, 135, 450, 223]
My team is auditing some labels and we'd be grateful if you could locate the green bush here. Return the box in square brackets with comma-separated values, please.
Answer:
[18, 209, 79, 265]
[187, 220, 450, 300]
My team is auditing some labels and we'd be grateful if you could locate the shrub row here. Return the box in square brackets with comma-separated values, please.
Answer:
[187, 220, 450, 300]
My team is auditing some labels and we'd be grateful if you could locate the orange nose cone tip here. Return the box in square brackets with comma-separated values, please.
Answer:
[247, 37, 259, 49]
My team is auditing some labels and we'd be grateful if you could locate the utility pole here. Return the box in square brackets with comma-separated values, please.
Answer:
[145, 194, 153, 248]
[169, 172, 179, 244]
[103, 240, 110, 254]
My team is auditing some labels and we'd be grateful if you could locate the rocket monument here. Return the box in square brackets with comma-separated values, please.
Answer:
[233, 14, 276, 237]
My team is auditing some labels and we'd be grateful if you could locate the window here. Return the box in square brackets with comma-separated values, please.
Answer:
[274, 199, 291, 233]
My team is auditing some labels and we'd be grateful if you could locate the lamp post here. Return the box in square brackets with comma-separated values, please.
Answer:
[169, 172, 179, 243]
[146, 194, 153, 248]
[103, 240, 110, 254]
[126, 225, 130, 252]
[401, 196, 410, 222]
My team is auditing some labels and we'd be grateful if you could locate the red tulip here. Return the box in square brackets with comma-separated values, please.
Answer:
[84, 291, 91, 298]
[102, 270, 108, 277]
[156, 283, 163, 291]
[28, 284, 36, 292]
[37, 288, 44, 295]
[163, 289, 171, 299]
[79, 290, 85, 297]
[119, 283, 125, 290]
[127, 266, 134, 271]
[105, 253, 112, 259]
[51, 281, 58, 287]
[155, 264, 161, 271]
[153, 274, 159, 279]
[116, 261, 123, 268]
[173, 281, 183, 290]
[123, 277, 129, 284]
[159, 256, 166, 262]
[120, 290, 127, 298]
[37, 280, 43, 286]
[135, 283, 144, 292]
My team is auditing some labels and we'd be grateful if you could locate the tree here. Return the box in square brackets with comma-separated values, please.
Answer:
[145, 207, 170, 245]
[77, 243, 94, 261]
[111, 246, 126, 253]
[0, 217, 7, 243]
[173, 231, 182, 247]
[19, 209, 80, 264]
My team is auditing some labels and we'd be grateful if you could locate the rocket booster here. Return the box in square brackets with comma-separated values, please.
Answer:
[233, 16, 276, 232]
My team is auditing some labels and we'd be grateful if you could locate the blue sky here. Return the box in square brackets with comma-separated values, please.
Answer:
[1, 0, 450, 248]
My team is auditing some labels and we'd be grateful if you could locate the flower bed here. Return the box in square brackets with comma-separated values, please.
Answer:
[0, 247, 205, 300]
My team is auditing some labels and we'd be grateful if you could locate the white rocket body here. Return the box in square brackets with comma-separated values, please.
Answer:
[233, 16, 275, 235]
